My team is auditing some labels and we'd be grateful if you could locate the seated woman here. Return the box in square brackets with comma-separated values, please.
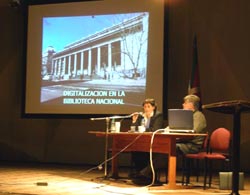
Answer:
[129, 98, 164, 184]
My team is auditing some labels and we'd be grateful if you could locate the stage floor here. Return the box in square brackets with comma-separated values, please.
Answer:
[0, 162, 249, 195]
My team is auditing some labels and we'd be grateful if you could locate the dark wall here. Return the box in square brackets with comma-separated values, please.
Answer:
[0, 0, 249, 171]
[167, 0, 250, 170]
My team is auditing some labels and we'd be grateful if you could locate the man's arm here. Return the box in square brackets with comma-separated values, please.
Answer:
[193, 111, 207, 133]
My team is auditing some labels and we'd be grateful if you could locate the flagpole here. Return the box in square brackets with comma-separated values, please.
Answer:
[188, 34, 202, 110]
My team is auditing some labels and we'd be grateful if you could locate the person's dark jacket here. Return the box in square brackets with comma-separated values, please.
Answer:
[131, 111, 164, 132]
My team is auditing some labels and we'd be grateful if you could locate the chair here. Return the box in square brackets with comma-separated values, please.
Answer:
[203, 127, 231, 189]
[181, 133, 209, 185]
[182, 128, 231, 189]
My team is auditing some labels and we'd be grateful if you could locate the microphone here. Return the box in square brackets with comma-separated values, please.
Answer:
[90, 117, 109, 121]
[130, 112, 143, 117]
[97, 165, 103, 170]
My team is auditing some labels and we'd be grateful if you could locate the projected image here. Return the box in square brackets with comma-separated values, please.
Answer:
[41, 13, 149, 107]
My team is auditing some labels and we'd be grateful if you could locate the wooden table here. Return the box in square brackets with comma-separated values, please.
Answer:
[89, 131, 207, 189]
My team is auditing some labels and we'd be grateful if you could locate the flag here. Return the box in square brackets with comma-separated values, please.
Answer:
[188, 35, 202, 109]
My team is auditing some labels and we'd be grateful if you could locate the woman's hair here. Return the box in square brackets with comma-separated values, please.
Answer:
[142, 98, 157, 112]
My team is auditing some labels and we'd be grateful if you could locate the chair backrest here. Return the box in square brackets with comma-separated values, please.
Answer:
[209, 128, 231, 153]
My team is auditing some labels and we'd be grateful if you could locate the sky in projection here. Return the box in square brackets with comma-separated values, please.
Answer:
[42, 13, 143, 53]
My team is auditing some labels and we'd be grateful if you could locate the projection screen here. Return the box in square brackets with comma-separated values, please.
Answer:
[24, 0, 166, 117]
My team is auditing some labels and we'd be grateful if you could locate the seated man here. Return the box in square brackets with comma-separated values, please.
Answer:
[176, 94, 207, 154]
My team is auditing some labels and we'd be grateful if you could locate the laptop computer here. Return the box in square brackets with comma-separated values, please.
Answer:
[167, 109, 194, 133]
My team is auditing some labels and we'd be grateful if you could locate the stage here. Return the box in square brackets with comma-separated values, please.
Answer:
[0, 162, 249, 195]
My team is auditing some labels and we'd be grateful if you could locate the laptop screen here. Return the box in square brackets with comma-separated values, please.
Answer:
[168, 109, 193, 130]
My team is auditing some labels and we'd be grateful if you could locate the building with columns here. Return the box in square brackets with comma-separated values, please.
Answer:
[43, 13, 149, 83]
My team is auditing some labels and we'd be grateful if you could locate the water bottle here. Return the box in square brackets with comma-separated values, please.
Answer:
[141, 118, 145, 127]
[139, 118, 146, 132]
[110, 118, 116, 132]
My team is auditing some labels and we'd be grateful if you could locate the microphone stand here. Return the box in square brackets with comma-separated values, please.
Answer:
[90, 114, 131, 179]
